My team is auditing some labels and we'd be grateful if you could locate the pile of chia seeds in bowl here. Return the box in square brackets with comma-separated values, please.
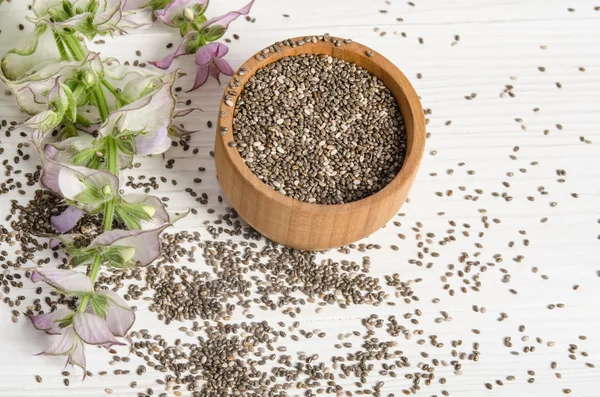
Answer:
[233, 53, 407, 205]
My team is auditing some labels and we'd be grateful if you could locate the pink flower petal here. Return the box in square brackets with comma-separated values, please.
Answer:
[31, 268, 94, 294]
[68, 340, 86, 373]
[134, 126, 169, 155]
[41, 328, 77, 356]
[213, 57, 234, 76]
[72, 313, 124, 346]
[51, 206, 84, 233]
[194, 42, 224, 66]
[90, 224, 168, 266]
[28, 307, 71, 335]
[100, 291, 135, 337]
[199, 0, 254, 31]
[189, 64, 210, 91]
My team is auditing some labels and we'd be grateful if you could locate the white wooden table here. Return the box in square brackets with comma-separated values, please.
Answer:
[1, 0, 599, 396]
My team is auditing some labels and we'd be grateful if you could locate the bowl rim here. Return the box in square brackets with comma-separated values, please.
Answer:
[217, 35, 426, 215]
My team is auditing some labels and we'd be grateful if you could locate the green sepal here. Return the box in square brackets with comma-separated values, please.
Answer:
[146, 0, 173, 11]
[86, 0, 99, 14]
[57, 312, 74, 328]
[202, 25, 226, 42]
[70, 146, 100, 167]
[88, 293, 108, 319]
[115, 202, 154, 230]
[103, 246, 135, 268]
[69, 178, 113, 208]
[65, 246, 97, 267]
[115, 136, 135, 156]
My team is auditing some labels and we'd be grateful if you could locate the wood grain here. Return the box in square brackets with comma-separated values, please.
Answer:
[215, 37, 426, 250]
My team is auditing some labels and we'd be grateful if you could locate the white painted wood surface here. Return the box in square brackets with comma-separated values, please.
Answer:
[0, 0, 599, 396]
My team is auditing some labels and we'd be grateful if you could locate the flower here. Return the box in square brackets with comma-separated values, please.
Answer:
[98, 290, 135, 336]
[117, 194, 170, 230]
[155, 0, 209, 29]
[190, 42, 234, 91]
[98, 76, 177, 158]
[22, 78, 77, 136]
[29, 307, 73, 335]
[62, 224, 169, 267]
[38, 327, 87, 371]
[91, 225, 168, 265]
[149, 0, 253, 90]
[1, 52, 104, 130]
[31, 0, 128, 39]
[72, 312, 124, 346]
[29, 269, 134, 373]
[38, 145, 119, 214]
[198, 0, 254, 39]
[35, 309, 127, 373]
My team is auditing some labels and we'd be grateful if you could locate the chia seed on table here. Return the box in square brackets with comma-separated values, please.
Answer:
[233, 53, 407, 204]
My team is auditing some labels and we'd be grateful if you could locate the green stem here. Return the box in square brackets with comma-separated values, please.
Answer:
[101, 78, 125, 107]
[53, 31, 70, 61]
[78, 138, 118, 311]
[61, 33, 86, 62]
[89, 255, 103, 281]
[105, 136, 119, 175]
[77, 254, 103, 314]
[72, 84, 86, 103]
[78, 295, 89, 313]
[102, 200, 116, 233]
[93, 83, 110, 122]
[58, 33, 120, 313]
[60, 33, 110, 122]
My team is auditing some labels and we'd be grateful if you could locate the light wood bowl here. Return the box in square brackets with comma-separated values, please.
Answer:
[215, 36, 425, 250]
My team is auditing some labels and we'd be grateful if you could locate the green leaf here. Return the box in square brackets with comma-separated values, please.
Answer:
[57, 124, 79, 140]
[48, 6, 70, 22]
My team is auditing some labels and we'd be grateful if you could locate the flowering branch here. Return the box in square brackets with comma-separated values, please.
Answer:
[0, 0, 196, 375]
[143, 0, 254, 91]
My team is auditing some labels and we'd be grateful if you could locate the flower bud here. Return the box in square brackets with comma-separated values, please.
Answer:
[141, 204, 156, 217]
[102, 184, 112, 197]
[118, 247, 135, 262]
[183, 7, 195, 22]
[83, 72, 95, 87]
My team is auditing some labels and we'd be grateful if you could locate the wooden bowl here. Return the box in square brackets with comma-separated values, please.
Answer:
[215, 35, 425, 250]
